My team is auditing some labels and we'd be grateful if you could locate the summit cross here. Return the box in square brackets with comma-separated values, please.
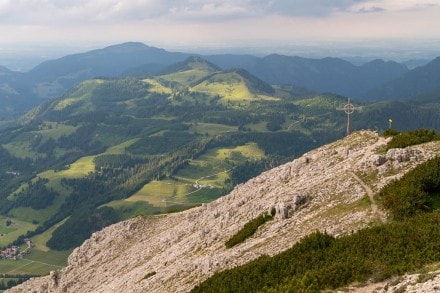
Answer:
[336, 98, 362, 136]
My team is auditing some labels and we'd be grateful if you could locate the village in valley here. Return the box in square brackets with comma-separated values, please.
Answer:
[0, 238, 33, 261]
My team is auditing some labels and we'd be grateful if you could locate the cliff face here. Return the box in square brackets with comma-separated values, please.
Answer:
[8, 131, 440, 293]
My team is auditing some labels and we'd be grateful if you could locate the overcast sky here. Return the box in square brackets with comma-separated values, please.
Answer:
[1, 0, 440, 63]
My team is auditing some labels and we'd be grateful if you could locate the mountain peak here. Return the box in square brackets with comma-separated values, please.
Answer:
[159, 56, 221, 75]
[102, 42, 163, 53]
[10, 131, 440, 292]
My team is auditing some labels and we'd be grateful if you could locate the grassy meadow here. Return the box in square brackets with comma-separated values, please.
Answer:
[0, 217, 36, 248]
[104, 143, 265, 219]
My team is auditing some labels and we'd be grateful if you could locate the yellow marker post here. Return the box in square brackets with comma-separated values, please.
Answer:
[388, 118, 393, 129]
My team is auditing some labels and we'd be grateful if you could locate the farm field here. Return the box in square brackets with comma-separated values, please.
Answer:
[0, 217, 36, 248]
[104, 143, 265, 219]
[0, 56, 362, 286]
[0, 255, 66, 276]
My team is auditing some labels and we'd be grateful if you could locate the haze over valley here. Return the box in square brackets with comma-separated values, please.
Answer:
[1, 1, 440, 292]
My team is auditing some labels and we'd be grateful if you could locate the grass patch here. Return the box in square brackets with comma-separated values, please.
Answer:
[188, 123, 237, 136]
[127, 179, 195, 206]
[178, 143, 264, 182]
[316, 195, 371, 221]
[8, 206, 59, 225]
[40, 155, 95, 180]
[2, 135, 39, 159]
[32, 121, 77, 139]
[24, 248, 70, 268]
[225, 212, 274, 248]
[0, 258, 62, 275]
[0, 225, 16, 235]
[161, 69, 211, 86]
[53, 79, 102, 111]
[122, 143, 265, 216]
[0, 217, 36, 248]
[142, 78, 173, 94]
[0, 247, 68, 278]
[245, 121, 268, 132]
[31, 218, 69, 252]
[103, 138, 140, 155]
[356, 170, 379, 187]
[103, 200, 164, 220]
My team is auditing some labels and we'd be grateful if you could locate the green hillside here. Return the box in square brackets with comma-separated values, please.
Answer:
[1, 57, 440, 288]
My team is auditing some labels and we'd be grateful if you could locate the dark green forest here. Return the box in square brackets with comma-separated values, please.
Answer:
[1, 60, 440, 260]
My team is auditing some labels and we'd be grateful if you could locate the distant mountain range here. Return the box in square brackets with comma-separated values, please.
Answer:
[363, 57, 440, 100]
[0, 42, 439, 118]
[0, 55, 439, 288]
[237, 54, 408, 98]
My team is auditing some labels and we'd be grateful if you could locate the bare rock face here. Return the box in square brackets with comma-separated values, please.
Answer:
[386, 148, 410, 162]
[8, 131, 440, 293]
[370, 154, 386, 166]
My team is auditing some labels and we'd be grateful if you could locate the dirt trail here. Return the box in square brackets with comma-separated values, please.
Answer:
[349, 171, 386, 223]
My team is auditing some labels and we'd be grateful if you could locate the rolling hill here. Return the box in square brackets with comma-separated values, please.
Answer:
[7, 131, 440, 292]
[0, 59, 328, 264]
[1, 56, 440, 290]
[0, 43, 190, 118]
[2, 42, 434, 119]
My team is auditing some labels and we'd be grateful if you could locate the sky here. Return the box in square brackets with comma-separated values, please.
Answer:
[1, 0, 440, 69]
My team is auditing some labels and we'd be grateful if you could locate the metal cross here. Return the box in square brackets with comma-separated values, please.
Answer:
[336, 98, 362, 136]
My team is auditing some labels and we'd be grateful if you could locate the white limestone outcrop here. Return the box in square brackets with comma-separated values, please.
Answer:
[8, 131, 440, 293]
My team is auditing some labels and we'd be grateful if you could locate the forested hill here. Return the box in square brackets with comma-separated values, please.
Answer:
[238, 54, 409, 97]
[4, 41, 440, 118]
[8, 130, 440, 292]
[363, 56, 440, 101]
[0, 42, 190, 118]
[1, 54, 440, 290]
[0, 62, 338, 262]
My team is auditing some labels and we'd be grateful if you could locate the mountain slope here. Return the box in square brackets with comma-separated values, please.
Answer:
[0, 43, 189, 117]
[9, 131, 440, 292]
[0, 42, 423, 118]
[28, 42, 187, 81]
[240, 54, 408, 98]
[364, 56, 440, 100]
[0, 69, 328, 265]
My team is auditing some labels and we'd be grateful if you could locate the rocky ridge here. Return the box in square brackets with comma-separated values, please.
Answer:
[8, 131, 440, 293]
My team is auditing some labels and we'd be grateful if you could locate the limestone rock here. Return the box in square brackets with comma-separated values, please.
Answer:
[386, 148, 410, 162]
[7, 131, 440, 293]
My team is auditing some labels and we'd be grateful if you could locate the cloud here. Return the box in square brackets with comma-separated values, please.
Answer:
[0, 0, 171, 24]
[348, 0, 440, 13]
[0, 0, 371, 25]
[357, 6, 385, 13]
[1, 0, 438, 26]
[0, 0, 439, 50]
[265, 0, 363, 17]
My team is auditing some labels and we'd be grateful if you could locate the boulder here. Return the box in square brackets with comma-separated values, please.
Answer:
[386, 148, 410, 162]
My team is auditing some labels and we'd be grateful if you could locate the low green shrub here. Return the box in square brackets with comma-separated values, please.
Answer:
[192, 156, 440, 292]
[386, 129, 440, 150]
[225, 213, 273, 248]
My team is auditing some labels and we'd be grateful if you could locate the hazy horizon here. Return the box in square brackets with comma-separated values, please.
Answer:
[1, 0, 439, 70]
[1, 39, 439, 72]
